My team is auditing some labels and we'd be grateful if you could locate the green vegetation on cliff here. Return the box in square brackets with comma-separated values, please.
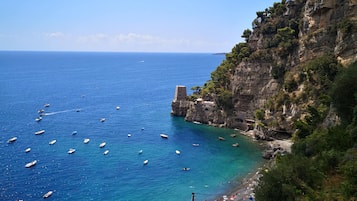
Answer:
[255, 62, 357, 201]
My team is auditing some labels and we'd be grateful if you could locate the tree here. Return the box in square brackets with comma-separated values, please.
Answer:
[330, 62, 357, 123]
[190, 86, 201, 95]
[241, 29, 252, 42]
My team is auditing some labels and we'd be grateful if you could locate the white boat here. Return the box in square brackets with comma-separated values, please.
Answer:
[7, 136, 17, 143]
[193, 121, 202, 125]
[25, 160, 37, 168]
[72, 131, 77, 135]
[127, 134, 132, 137]
[38, 109, 45, 114]
[218, 136, 226, 141]
[175, 150, 181, 155]
[100, 118, 105, 122]
[25, 147, 31, 153]
[83, 138, 90, 144]
[143, 160, 149, 165]
[44, 103, 50, 108]
[68, 148, 76, 154]
[35, 117, 42, 122]
[49, 140, 57, 145]
[103, 150, 109, 155]
[43, 190, 53, 199]
[160, 134, 168, 139]
[232, 143, 239, 147]
[192, 143, 200, 147]
[230, 134, 237, 138]
[182, 167, 190, 171]
[35, 130, 45, 135]
[116, 106, 120, 110]
[99, 142, 106, 148]
[138, 149, 143, 154]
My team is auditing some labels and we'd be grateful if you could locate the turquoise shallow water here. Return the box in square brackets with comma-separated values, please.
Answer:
[0, 51, 263, 201]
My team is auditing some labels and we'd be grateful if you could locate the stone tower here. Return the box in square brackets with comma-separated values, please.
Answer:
[171, 85, 189, 116]
[173, 85, 187, 101]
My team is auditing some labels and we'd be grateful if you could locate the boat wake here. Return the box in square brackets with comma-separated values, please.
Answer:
[43, 109, 80, 116]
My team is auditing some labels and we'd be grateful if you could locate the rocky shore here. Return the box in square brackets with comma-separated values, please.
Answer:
[239, 128, 292, 159]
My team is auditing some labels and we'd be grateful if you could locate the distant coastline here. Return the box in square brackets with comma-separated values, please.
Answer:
[213, 52, 226, 55]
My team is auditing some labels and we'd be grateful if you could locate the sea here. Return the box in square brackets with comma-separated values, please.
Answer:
[0, 51, 264, 201]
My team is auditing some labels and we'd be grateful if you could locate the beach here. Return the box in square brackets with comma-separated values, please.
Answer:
[213, 160, 272, 201]
[214, 135, 293, 201]
[215, 168, 263, 201]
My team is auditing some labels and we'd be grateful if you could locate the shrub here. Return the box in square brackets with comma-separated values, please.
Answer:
[255, 109, 265, 120]
[216, 89, 233, 110]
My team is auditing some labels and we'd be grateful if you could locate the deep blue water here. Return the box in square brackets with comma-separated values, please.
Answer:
[0, 51, 263, 201]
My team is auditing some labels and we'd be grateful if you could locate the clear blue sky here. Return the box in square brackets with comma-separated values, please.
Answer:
[1, 0, 278, 53]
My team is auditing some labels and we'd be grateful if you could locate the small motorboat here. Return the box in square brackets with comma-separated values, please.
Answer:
[100, 118, 105, 122]
[38, 109, 45, 114]
[127, 134, 132, 137]
[192, 143, 200, 147]
[72, 131, 78, 135]
[138, 149, 143, 154]
[230, 134, 237, 138]
[218, 136, 226, 141]
[25, 147, 31, 153]
[7, 136, 17, 143]
[35, 117, 42, 122]
[103, 150, 109, 155]
[99, 142, 106, 148]
[175, 150, 181, 155]
[182, 167, 190, 171]
[116, 106, 120, 110]
[25, 160, 37, 168]
[193, 121, 202, 125]
[143, 160, 149, 165]
[232, 143, 239, 147]
[160, 134, 168, 139]
[43, 190, 53, 199]
[83, 138, 90, 144]
[35, 130, 45, 135]
[68, 148, 76, 154]
[49, 140, 57, 145]
[44, 103, 50, 108]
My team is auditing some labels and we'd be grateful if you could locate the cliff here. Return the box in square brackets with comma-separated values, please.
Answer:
[172, 0, 357, 136]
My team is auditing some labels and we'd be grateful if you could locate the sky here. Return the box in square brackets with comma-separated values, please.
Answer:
[0, 0, 278, 53]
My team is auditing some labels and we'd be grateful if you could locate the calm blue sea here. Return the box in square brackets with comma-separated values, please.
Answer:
[0, 51, 263, 201]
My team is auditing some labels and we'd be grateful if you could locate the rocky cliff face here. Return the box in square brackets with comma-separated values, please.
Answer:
[171, 100, 190, 116]
[175, 0, 357, 133]
[300, 0, 357, 65]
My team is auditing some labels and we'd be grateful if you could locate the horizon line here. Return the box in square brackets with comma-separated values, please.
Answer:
[0, 49, 228, 54]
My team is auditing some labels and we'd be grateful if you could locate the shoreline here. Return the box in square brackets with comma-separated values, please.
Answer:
[213, 130, 292, 201]
[213, 164, 268, 201]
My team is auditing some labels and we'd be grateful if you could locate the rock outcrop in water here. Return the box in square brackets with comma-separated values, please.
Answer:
[172, 0, 357, 138]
